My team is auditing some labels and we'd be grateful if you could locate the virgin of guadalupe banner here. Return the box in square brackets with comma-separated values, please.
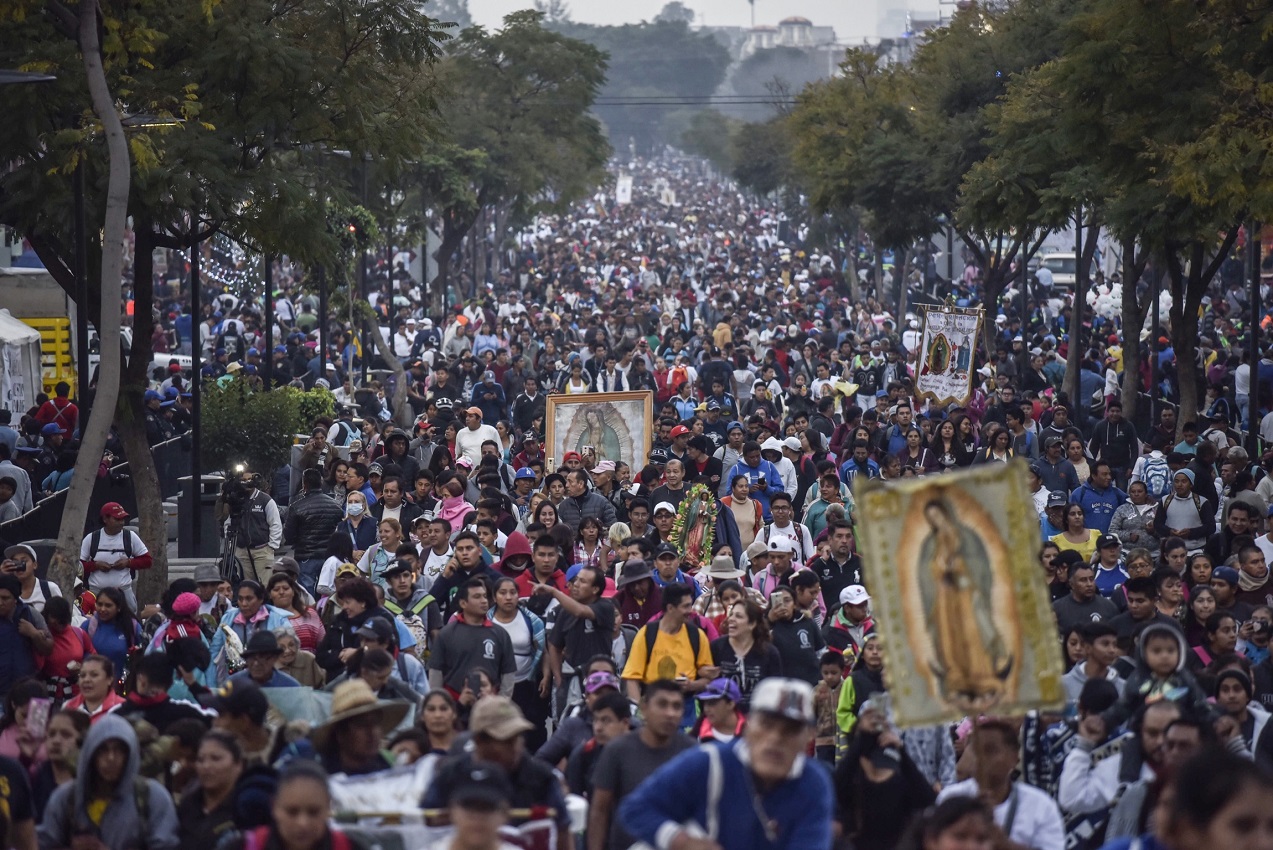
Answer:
[915, 305, 982, 407]
[854, 461, 1064, 726]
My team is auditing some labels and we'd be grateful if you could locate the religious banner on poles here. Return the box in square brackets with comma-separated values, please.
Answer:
[914, 305, 982, 407]
[615, 174, 633, 205]
[854, 461, 1065, 726]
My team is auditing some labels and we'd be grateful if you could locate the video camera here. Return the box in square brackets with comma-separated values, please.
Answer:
[221, 464, 256, 517]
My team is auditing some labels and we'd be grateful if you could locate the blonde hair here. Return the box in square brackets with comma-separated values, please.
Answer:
[607, 522, 631, 548]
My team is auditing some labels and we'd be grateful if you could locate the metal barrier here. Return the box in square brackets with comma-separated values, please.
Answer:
[0, 436, 191, 546]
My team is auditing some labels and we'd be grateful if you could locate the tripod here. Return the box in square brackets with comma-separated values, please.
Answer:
[217, 512, 244, 586]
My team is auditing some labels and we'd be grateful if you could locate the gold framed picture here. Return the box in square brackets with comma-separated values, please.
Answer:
[855, 460, 1065, 726]
[544, 390, 654, 471]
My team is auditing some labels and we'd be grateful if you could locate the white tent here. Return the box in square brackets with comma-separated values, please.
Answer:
[0, 309, 43, 415]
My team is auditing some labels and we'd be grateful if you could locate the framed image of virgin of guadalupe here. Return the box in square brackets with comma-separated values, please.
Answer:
[854, 460, 1065, 727]
[545, 390, 654, 471]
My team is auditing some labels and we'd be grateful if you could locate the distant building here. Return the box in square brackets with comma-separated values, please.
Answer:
[740, 16, 838, 60]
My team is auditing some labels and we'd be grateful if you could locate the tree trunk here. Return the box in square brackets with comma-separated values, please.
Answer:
[123, 228, 168, 604]
[1118, 238, 1151, 423]
[49, 0, 131, 594]
[895, 244, 910, 320]
[1063, 221, 1101, 401]
[431, 219, 467, 317]
[364, 317, 412, 427]
[1166, 230, 1241, 431]
[981, 262, 1010, 359]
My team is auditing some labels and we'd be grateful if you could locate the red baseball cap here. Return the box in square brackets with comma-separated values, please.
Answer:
[101, 502, 129, 520]
[669, 425, 691, 439]
[562, 451, 582, 463]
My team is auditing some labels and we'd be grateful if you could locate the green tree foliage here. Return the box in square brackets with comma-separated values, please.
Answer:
[791, 0, 1071, 340]
[654, 2, 695, 25]
[679, 110, 740, 174]
[730, 118, 796, 198]
[555, 19, 732, 154]
[980, 0, 1273, 427]
[421, 11, 609, 310]
[200, 380, 327, 477]
[427, 0, 472, 31]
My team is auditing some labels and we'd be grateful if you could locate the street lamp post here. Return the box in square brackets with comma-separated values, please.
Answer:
[1249, 223, 1261, 453]
[263, 255, 273, 387]
[73, 163, 89, 406]
[190, 242, 202, 551]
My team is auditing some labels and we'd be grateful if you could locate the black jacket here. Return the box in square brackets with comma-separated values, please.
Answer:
[284, 489, 346, 560]
[371, 499, 424, 530]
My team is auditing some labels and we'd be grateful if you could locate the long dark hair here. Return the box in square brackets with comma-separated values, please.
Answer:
[267, 573, 308, 617]
[895, 797, 994, 850]
[96, 586, 140, 651]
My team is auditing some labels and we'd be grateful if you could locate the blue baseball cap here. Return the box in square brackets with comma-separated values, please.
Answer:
[246, 347, 259, 357]
[163, 387, 179, 399]
[273, 346, 287, 355]
[727, 421, 743, 433]
[144, 390, 162, 402]
[514, 467, 536, 481]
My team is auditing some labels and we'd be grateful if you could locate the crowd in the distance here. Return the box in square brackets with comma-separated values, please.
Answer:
[0, 158, 1272, 850]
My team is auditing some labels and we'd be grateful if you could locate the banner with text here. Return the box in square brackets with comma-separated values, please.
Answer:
[915, 305, 982, 408]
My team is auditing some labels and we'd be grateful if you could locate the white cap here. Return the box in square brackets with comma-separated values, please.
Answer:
[839, 585, 870, 606]
[653, 501, 677, 516]
[750, 678, 816, 725]
[782, 436, 801, 452]
[767, 536, 797, 555]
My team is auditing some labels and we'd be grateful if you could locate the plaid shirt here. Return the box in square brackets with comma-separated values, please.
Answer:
[692, 583, 766, 626]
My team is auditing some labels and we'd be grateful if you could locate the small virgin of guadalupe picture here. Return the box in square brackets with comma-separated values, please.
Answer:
[854, 461, 1065, 726]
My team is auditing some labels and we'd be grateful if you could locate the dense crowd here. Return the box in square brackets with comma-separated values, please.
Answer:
[1, 157, 1272, 850]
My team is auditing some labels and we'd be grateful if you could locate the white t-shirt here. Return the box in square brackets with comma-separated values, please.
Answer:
[494, 610, 535, 681]
[938, 780, 1064, 850]
[20, 579, 62, 614]
[418, 546, 453, 591]
[79, 529, 148, 590]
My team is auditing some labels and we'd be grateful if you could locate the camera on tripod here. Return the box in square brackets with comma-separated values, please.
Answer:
[221, 463, 254, 517]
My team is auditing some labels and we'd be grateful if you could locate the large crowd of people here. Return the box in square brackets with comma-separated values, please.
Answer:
[1, 156, 1272, 850]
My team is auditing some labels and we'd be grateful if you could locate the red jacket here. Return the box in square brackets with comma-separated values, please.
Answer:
[514, 568, 568, 599]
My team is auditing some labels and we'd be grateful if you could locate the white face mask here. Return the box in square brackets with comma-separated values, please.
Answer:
[347, 502, 365, 517]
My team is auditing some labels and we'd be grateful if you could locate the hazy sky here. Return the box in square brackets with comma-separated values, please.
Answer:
[467, 0, 939, 44]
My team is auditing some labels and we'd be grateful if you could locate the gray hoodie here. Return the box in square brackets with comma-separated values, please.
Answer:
[38, 715, 179, 850]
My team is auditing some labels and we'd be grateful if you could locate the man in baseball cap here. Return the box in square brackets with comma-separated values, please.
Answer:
[83, 502, 151, 611]
[619, 677, 832, 850]
[422, 696, 571, 836]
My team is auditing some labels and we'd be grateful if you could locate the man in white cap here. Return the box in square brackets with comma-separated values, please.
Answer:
[824, 585, 876, 662]
[618, 677, 834, 850]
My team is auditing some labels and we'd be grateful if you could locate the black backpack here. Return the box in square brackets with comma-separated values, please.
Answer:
[642, 620, 702, 667]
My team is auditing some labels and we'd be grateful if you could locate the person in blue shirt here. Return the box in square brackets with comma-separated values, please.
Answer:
[1092, 534, 1129, 598]
[1071, 460, 1128, 534]
[839, 441, 881, 487]
[619, 677, 834, 850]
[1041, 492, 1068, 539]
[650, 542, 701, 599]
[729, 441, 784, 522]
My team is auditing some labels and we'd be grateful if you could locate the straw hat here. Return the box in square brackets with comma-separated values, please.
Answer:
[308, 680, 409, 751]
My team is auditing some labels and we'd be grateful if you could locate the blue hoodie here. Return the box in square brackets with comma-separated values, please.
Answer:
[728, 458, 784, 521]
[620, 739, 833, 850]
